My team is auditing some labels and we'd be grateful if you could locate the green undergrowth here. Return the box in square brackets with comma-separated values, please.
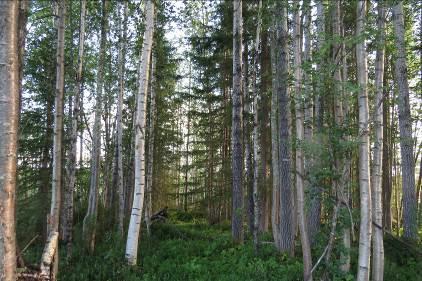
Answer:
[21, 216, 422, 281]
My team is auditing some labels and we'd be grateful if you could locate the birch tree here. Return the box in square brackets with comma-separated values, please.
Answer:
[293, 2, 312, 279]
[356, 1, 372, 280]
[62, 0, 86, 256]
[125, 0, 155, 265]
[40, 0, 65, 278]
[0, 2, 19, 280]
[83, 0, 108, 253]
[231, 0, 244, 244]
[392, 0, 418, 240]
[372, 2, 385, 280]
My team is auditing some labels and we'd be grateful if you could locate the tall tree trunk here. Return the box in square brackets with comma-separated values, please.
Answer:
[274, 0, 294, 255]
[145, 54, 156, 236]
[82, 0, 108, 254]
[251, 0, 262, 253]
[293, 3, 312, 280]
[0, 2, 19, 280]
[231, 0, 244, 244]
[125, 0, 155, 265]
[308, 0, 324, 243]
[356, 1, 372, 280]
[116, 0, 128, 237]
[372, 3, 385, 280]
[62, 0, 86, 258]
[40, 0, 65, 279]
[392, 1, 418, 240]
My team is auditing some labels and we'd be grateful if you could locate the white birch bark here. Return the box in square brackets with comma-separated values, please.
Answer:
[356, 1, 372, 280]
[0, 2, 19, 280]
[372, 2, 385, 280]
[125, 0, 155, 265]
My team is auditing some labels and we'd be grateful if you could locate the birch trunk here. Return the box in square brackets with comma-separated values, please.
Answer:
[372, 3, 385, 280]
[293, 3, 312, 280]
[145, 54, 156, 236]
[125, 0, 155, 265]
[62, 0, 86, 256]
[82, 0, 108, 253]
[392, 1, 418, 240]
[116, 0, 128, 236]
[356, 1, 372, 280]
[274, 1, 294, 255]
[251, 0, 262, 252]
[231, 0, 244, 244]
[0, 2, 19, 280]
[39, 0, 65, 278]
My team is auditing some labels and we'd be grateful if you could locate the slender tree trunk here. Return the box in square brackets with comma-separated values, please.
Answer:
[231, 0, 244, 244]
[145, 54, 156, 236]
[251, 0, 262, 253]
[82, 0, 108, 254]
[274, 1, 294, 255]
[0, 2, 19, 280]
[392, 1, 418, 240]
[125, 0, 155, 265]
[356, 1, 372, 280]
[116, 0, 128, 237]
[372, 3, 385, 280]
[184, 63, 191, 212]
[62, 0, 86, 258]
[293, 3, 312, 280]
[270, 28, 281, 249]
[40, 0, 65, 279]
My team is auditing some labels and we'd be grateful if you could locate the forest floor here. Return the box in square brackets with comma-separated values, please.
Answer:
[22, 213, 422, 281]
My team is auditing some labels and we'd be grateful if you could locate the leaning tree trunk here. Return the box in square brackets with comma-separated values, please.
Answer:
[82, 0, 108, 254]
[372, 3, 385, 281]
[62, 0, 86, 258]
[231, 0, 244, 244]
[116, 0, 128, 237]
[0, 2, 19, 280]
[251, 0, 262, 253]
[293, 3, 312, 280]
[274, 0, 294, 255]
[40, 0, 65, 279]
[145, 54, 156, 236]
[392, 1, 418, 240]
[356, 1, 372, 280]
[125, 0, 155, 266]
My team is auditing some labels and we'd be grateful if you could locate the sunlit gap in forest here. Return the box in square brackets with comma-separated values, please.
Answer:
[0, 0, 421, 281]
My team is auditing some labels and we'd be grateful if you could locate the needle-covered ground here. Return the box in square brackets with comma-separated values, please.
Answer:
[23, 212, 422, 281]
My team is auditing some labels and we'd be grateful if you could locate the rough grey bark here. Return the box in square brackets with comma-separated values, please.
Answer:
[372, 3, 385, 280]
[62, 0, 86, 257]
[392, 1, 418, 240]
[116, 0, 128, 237]
[231, 0, 244, 244]
[273, 0, 294, 255]
[82, 0, 108, 253]
[145, 54, 156, 236]
[125, 0, 155, 265]
[0, 2, 19, 280]
[293, 3, 312, 280]
[251, 0, 262, 253]
[356, 1, 372, 280]
[308, 0, 324, 243]
[40, 0, 65, 279]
